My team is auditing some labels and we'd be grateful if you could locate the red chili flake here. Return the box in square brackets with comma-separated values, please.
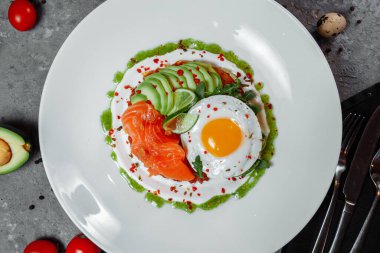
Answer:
[207, 104, 211, 108]
[245, 114, 249, 119]
[232, 177, 237, 181]
[187, 132, 190, 135]
[196, 66, 200, 71]
[136, 90, 141, 94]
[138, 81, 141, 84]
[204, 150, 208, 154]
[170, 186, 175, 191]
[174, 190, 178, 193]
[177, 69, 184, 76]
[140, 65, 144, 68]
[205, 169, 210, 172]
[220, 58, 224, 61]
[124, 85, 131, 89]
[228, 178, 231, 181]
[126, 141, 129, 144]
[247, 155, 252, 159]
[179, 81, 184, 86]
[117, 115, 121, 120]
[137, 68, 142, 73]
[129, 163, 136, 173]
[164, 60, 168, 63]
[182, 199, 185, 202]
[213, 107, 218, 111]
[194, 78, 200, 84]
[192, 74, 197, 79]
[160, 64, 164, 67]
[197, 193, 201, 196]
[148, 190, 151, 193]
[246, 73, 252, 79]
[168, 198, 173, 202]
[236, 72, 242, 78]
[108, 129, 114, 136]
[146, 100, 152, 105]
[114, 92, 119, 96]
[165, 92, 168, 95]
[184, 191, 187, 195]
[207, 115, 210, 118]
[157, 189, 161, 195]
[221, 188, 226, 194]
[268, 103, 273, 109]
[127, 101, 132, 106]
[144, 67, 150, 71]
[192, 186, 197, 191]
[202, 50, 206, 53]
[153, 58, 159, 64]
[188, 140, 192, 143]
[198, 109, 201, 113]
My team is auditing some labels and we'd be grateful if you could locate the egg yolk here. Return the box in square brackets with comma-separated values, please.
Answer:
[201, 118, 242, 157]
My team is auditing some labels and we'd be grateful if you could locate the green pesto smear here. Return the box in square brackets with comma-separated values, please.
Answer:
[101, 39, 278, 213]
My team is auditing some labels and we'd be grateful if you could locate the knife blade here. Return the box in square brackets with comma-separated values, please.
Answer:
[329, 105, 380, 253]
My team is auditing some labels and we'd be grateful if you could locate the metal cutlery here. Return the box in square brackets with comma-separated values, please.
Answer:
[350, 147, 380, 253]
[329, 105, 380, 253]
[312, 113, 365, 253]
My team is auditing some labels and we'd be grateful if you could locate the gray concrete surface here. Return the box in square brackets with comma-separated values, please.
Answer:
[0, 0, 379, 252]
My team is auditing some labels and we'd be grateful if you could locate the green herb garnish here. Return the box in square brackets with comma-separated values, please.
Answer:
[194, 82, 206, 99]
[192, 155, 203, 178]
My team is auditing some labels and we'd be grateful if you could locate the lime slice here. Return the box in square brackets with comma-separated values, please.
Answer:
[168, 88, 197, 115]
[163, 113, 199, 134]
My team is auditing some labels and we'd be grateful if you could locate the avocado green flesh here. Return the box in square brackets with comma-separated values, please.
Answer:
[130, 94, 147, 104]
[136, 82, 162, 112]
[159, 71, 181, 89]
[168, 66, 196, 90]
[0, 127, 30, 175]
[185, 63, 215, 92]
[159, 69, 188, 88]
[144, 78, 168, 114]
[147, 73, 174, 115]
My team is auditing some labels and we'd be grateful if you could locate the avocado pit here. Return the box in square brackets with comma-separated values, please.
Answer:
[0, 138, 12, 166]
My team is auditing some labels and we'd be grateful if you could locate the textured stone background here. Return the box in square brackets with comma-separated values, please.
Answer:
[0, 0, 379, 252]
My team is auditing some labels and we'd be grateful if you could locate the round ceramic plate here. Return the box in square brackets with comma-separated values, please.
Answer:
[39, 0, 341, 252]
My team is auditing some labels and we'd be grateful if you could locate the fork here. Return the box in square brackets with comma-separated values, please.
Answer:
[312, 113, 365, 253]
[349, 147, 380, 253]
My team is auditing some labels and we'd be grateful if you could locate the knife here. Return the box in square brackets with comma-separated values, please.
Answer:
[329, 105, 380, 253]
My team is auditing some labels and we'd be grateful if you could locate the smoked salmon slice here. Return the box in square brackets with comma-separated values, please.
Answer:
[121, 102, 195, 181]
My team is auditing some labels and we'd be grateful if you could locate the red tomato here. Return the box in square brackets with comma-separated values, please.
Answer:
[8, 0, 37, 31]
[66, 234, 101, 253]
[24, 240, 57, 253]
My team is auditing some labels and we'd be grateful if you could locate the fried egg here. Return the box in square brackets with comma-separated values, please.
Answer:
[181, 95, 263, 179]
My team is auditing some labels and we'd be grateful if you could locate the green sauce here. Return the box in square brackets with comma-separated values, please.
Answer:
[101, 109, 112, 131]
[101, 39, 278, 213]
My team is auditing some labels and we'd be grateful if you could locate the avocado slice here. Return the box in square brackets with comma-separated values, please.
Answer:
[185, 62, 215, 93]
[194, 61, 222, 89]
[159, 69, 188, 88]
[167, 66, 196, 90]
[0, 126, 31, 175]
[146, 73, 174, 115]
[135, 82, 161, 112]
[182, 64, 205, 85]
[130, 94, 147, 104]
[142, 78, 167, 114]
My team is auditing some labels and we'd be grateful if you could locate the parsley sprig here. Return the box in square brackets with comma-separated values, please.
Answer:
[192, 155, 203, 178]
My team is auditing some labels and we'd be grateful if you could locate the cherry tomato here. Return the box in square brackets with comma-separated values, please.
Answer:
[24, 240, 57, 253]
[8, 0, 37, 31]
[66, 234, 101, 253]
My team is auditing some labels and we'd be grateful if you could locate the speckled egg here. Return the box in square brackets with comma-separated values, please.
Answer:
[317, 12, 347, 38]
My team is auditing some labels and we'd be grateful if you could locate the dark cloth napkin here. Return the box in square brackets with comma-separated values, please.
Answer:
[283, 83, 380, 253]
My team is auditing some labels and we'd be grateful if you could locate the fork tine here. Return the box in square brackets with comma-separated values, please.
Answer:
[342, 115, 364, 150]
[342, 114, 357, 144]
[343, 113, 353, 130]
[344, 116, 365, 153]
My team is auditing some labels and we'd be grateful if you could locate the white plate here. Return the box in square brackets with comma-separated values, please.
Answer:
[39, 0, 341, 252]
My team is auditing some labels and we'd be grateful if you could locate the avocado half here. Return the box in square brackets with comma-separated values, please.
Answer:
[0, 126, 31, 175]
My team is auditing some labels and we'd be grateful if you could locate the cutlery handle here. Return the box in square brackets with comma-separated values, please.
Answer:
[350, 191, 380, 253]
[329, 201, 355, 253]
[312, 179, 340, 253]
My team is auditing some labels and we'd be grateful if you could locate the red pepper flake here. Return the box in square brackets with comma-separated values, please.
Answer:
[138, 81, 141, 84]
[268, 103, 273, 109]
[207, 115, 210, 119]
[196, 66, 200, 71]
[177, 69, 184, 76]
[182, 199, 185, 202]
[202, 50, 206, 53]
[114, 92, 119, 96]
[146, 100, 152, 105]
[187, 132, 190, 135]
[140, 65, 144, 68]
[124, 85, 131, 89]
[245, 114, 249, 119]
[213, 107, 218, 111]
[170, 186, 176, 192]
[179, 81, 184, 86]
[164, 60, 168, 63]
[144, 67, 150, 71]
[129, 163, 136, 173]
[184, 191, 187, 196]
[148, 190, 151, 193]
[221, 188, 226, 194]
[160, 63, 164, 67]
[168, 198, 173, 202]
[137, 68, 142, 73]
[165, 92, 168, 96]
[207, 104, 211, 108]
[126, 141, 129, 144]
[117, 115, 121, 120]
[228, 178, 231, 181]
[157, 189, 161, 195]
[108, 129, 114, 136]
[247, 155, 252, 159]
[188, 140, 192, 143]
[197, 109, 201, 113]
[194, 78, 200, 84]
[136, 90, 141, 94]
[192, 74, 197, 78]
[204, 150, 208, 154]
[217, 54, 225, 61]
[236, 72, 242, 78]
[232, 177, 237, 181]
[153, 58, 159, 64]
[197, 193, 201, 196]
[127, 101, 132, 106]
[246, 73, 252, 79]
[205, 169, 210, 172]
[192, 186, 197, 191]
